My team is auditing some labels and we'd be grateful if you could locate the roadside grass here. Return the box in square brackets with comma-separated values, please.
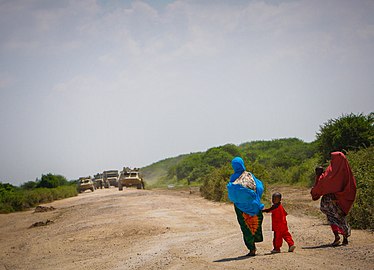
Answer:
[0, 186, 78, 214]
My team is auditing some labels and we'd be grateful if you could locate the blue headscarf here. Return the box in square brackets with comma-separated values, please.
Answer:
[230, 156, 246, 182]
[227, 157, 264, 216]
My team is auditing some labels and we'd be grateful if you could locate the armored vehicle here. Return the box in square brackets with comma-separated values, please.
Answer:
[93, 173, 104, 189]
[77, 177, 95, 193]
[103, 170, 119, 188]
[118, 168, 145, 190]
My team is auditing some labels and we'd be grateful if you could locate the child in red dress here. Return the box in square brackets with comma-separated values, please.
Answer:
[262, 192, 296, 253]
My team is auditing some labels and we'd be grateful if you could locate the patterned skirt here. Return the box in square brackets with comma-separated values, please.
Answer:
[320, 193, 351, 236]
[234, 205, 263, 251]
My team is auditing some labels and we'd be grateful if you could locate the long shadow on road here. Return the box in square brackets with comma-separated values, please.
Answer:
[301, 243, 336, 249]
[214, 254, 254, 263]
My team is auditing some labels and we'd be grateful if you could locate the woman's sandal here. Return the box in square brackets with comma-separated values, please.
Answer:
[331, 238, 340, 246]
[246, 249, 256, 257]
[342, 236, 348, 245]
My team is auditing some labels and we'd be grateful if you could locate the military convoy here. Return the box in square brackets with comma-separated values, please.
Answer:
[77, 167, 144, 193]
[118, 167, 145, 191]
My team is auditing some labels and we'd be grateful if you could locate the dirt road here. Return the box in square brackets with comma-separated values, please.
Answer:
[0, 186, 373, 270]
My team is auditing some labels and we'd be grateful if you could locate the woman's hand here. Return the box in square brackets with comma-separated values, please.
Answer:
[315, 166, 324, 177]
[311, 188, 321, 201]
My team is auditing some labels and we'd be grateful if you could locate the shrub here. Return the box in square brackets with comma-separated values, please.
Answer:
[347, 147, 374, 230]
[201, 165, 231, 202]
[316, 113, 373, 162]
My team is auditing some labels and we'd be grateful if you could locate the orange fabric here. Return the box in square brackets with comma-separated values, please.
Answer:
[242, 213, 259, 235]
[311, 152, 357, 215]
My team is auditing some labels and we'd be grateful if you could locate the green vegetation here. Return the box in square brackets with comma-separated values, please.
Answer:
[36, 173, 70, 188]
[200, 165, 231, 202]
[0, 174, 77, 214]
[147, 139, 319, 193]
[316, 113, 373, 162]
[347, 147, 374, 230]
[239, 138, 319, 186]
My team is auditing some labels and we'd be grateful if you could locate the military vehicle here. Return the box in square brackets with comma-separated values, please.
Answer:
[77, 177, 95, 193]
[118, 167, 145, 191]
[103, 170, 119, 188]
[93, 173, 104, 189]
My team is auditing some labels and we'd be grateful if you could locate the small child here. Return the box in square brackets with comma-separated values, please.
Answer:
[262, 192, 296, 253]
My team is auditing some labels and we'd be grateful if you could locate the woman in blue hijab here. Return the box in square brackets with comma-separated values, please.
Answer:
[227, 157, 265, 256]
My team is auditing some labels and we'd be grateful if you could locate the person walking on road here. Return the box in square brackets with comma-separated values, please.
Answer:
[227, 157, 265, 256]
[311, 152, 357, 246]
[262, 192, 296, 253]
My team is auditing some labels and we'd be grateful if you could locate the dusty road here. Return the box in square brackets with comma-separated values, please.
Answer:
[0, 186, 373, 270]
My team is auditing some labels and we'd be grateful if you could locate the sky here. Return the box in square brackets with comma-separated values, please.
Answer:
[0, 0, 373, 185]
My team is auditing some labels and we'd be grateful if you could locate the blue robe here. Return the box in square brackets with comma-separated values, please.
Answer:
[227, 157, 264, 216]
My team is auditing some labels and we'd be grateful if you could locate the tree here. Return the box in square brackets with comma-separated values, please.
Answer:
[175, 154, 203, 181]
[202, 147, 234, 168]
[0, 182, 17, 192]
[316, 113, 374, 162]
[36, 174, 69, 188]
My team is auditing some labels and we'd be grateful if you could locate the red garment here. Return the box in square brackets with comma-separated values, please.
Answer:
[270, 203, 288, 232]
[273, 230, 294, 250]
[268, 203, 294, 250]
[311, 152, 357, 215]
[331, 224, 346, 235]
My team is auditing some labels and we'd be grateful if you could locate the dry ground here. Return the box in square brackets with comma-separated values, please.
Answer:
[0, 186, 373, 270]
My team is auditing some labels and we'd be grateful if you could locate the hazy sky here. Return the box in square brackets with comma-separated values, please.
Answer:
[1, 0, 373, 185]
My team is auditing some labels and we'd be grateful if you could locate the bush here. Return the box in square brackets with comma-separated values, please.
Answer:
[347, 147, 374, 230]
[201, 165, 231, 202]
[316, 113, 373, 162]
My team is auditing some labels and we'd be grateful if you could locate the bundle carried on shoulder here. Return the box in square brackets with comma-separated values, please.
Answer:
[227, 170, 264, 216]
[233, 171, 256, 191]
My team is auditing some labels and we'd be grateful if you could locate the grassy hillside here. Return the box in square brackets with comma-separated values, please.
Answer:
[141, 138, 318, 188]
[141, 154, 187, 186]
